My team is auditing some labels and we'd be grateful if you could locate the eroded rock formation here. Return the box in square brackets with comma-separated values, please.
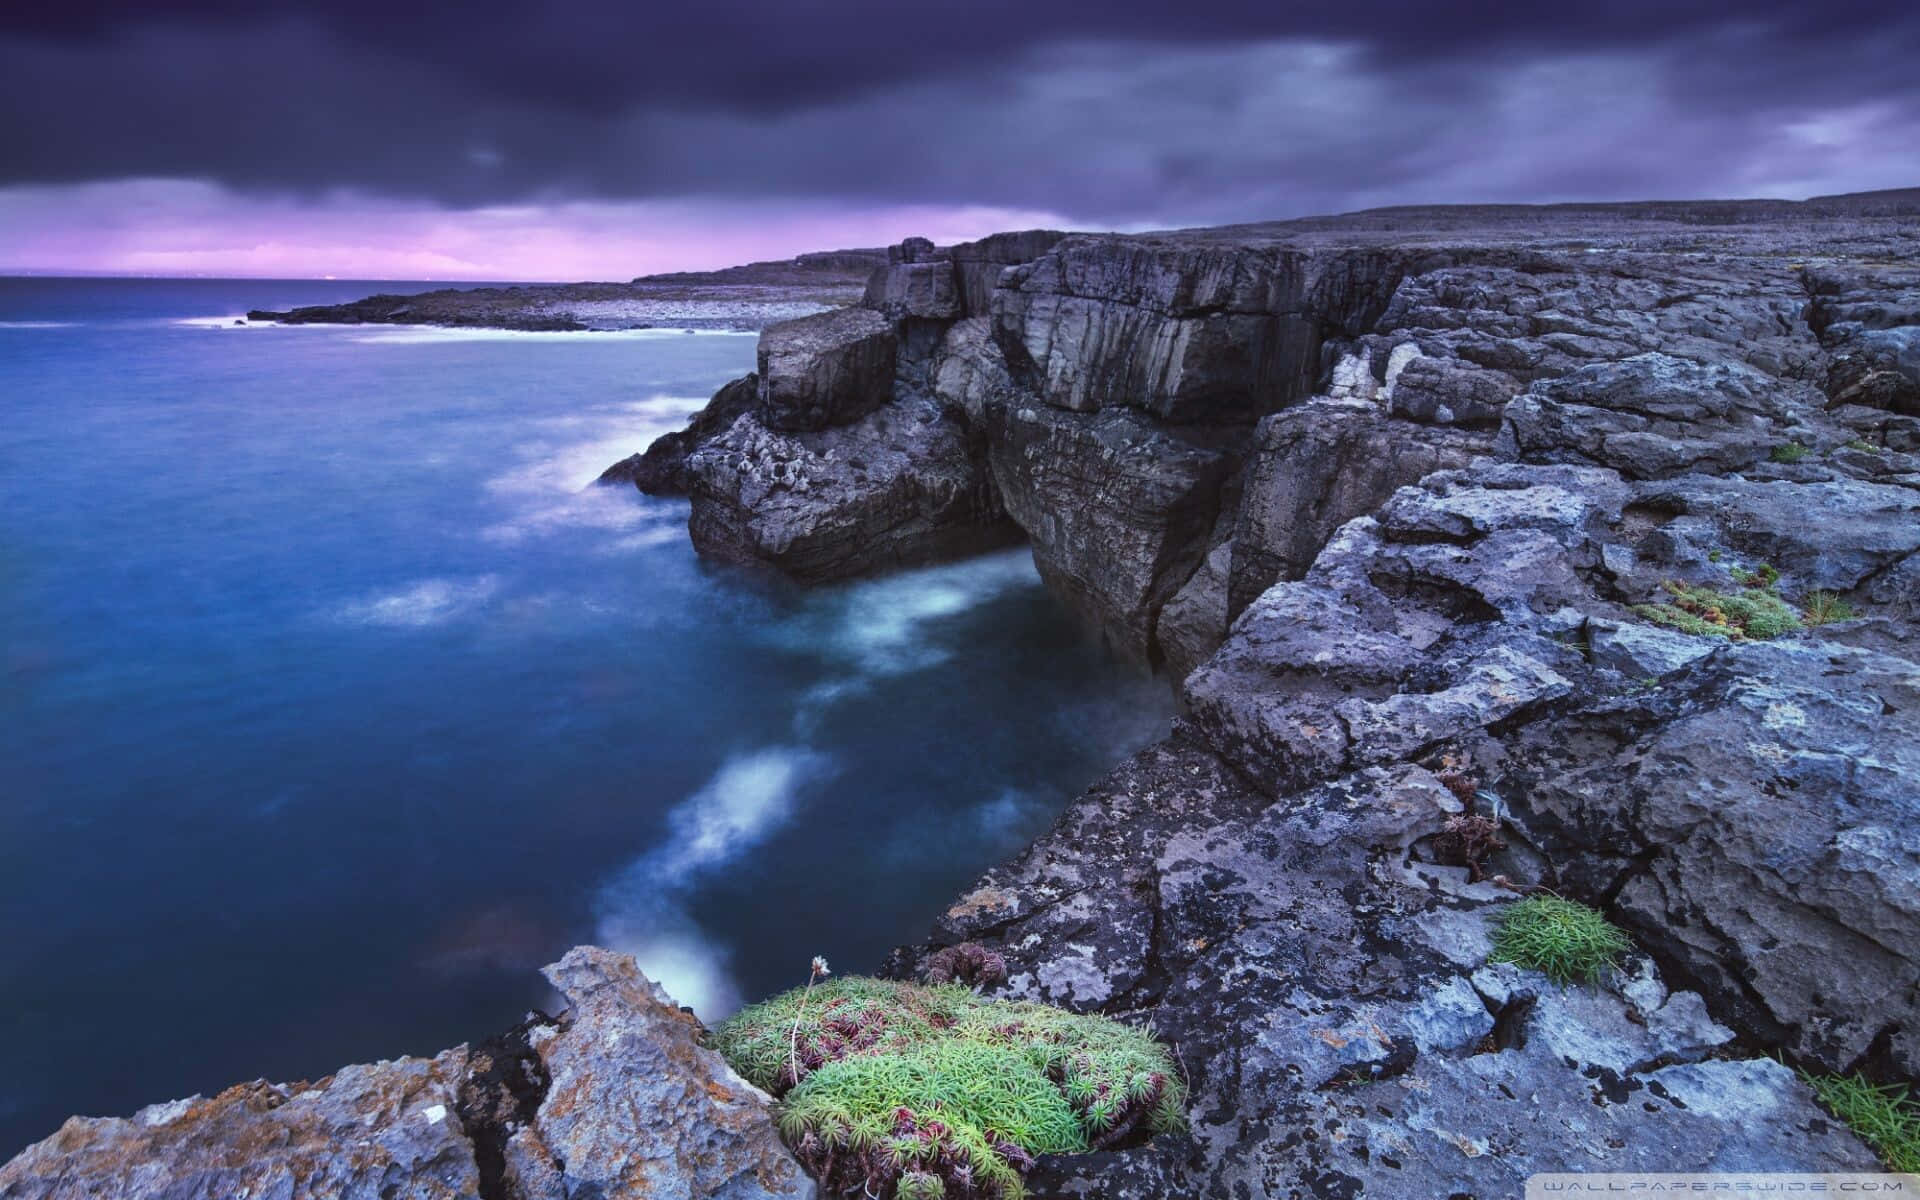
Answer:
[0, 948, 812, 1200]
[603, 192, 1920, 1192]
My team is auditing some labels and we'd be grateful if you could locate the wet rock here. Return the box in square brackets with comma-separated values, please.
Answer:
[756, 307, 897, 432]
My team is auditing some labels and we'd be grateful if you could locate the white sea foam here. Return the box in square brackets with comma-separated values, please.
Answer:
[780, 548, 1041, 678]
[475, 394, 708, 545]
[610, 930, 744, 1018]
[171, 315, 270, 329]
[0, 320, 79, 329]
[332, 575, 500, 627]
[593, 746, 829, 1018]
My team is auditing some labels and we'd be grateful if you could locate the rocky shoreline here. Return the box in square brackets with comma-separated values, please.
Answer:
[242, 249, 885, 332]
[6, 191, 1919, 1197]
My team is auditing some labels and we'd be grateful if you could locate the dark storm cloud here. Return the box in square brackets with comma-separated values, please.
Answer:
[2, 0, 1917, 223]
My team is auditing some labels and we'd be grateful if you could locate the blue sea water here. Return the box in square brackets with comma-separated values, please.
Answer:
[0, 277, 1173, 1156]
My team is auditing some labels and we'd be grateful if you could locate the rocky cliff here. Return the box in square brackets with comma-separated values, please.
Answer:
[613, 191, 1920, 1192]
[9, 193, 1920, 1198]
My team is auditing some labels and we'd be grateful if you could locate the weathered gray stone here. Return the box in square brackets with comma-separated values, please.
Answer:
[0, 948, 812, 1200]
[1508, 640, 1920, 1076]
[985, 402, 1232, 664]
[1588, 617, 1717, 678]
[1155, 539, 1234, 681]
[599, 372, 759, 496]
[0, 1057, 482, 1200]
[902, 749, 1879, 1199]
[1228, 398, 1490, 615]
[863, 259, 960, 321]
[526, 948, 813, 1200]
[687, 394, 1013, 582]
[1503, 352, 1820, 479]
[756, 307, 896, 432]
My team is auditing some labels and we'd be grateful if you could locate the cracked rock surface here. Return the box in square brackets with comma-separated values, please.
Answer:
[0, 948, 811, 1200]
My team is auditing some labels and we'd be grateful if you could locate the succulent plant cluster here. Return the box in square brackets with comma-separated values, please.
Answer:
[710, 974, 1185, 1199]
[923, 942, 1010, 990]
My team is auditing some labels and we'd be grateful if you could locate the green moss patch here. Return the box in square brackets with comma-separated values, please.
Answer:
[712, 976, 1186, 1198]
[1634, 580, 1802, 641]
[1802, 1071, 1920, 1172]
[1490, 895, 1631, 985]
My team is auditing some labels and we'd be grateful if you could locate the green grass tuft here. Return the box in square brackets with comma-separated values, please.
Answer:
[1801, 1070, 1920, 1172]
[1770, 441, 1812, 463]
[714, 976, 1187, 1198]
[1802, 590, 1858, 627]
[1634, 580, 1802, 641]
[1490, 895, 1631, 986]
[1841, 438, 1884, 454]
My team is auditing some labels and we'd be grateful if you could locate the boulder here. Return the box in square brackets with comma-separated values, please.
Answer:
[947, 230, 1068, 317]
[516, 948, 814, 1200]
[862, 259, 961, 322]
[756, 308, 896, 432]
[0, 1055, 484, 1200]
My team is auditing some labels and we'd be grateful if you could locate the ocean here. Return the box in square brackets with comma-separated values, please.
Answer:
[0, 277, 1172, 1156]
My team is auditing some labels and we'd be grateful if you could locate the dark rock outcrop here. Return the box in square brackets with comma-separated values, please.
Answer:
[755, 307, 897, 432]
[0, 949, 811, 1200]
[598, 372, 759, 495]
[686, 393, 1016, 580]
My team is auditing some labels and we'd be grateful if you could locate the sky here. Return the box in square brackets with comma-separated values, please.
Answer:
[2, 1, 1917, 280]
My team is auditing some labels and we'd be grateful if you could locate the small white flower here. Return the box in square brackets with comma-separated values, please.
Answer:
[811, 956, 831, 978]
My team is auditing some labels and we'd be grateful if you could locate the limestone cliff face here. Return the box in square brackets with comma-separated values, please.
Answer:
[643, 196, 1920, 672]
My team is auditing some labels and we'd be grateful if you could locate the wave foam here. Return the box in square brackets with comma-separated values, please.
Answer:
[594, 746, 829, 1018]
[332, 574, 500, 627]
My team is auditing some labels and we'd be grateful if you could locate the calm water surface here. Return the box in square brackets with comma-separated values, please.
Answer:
[0, 278, 1172, 1155]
